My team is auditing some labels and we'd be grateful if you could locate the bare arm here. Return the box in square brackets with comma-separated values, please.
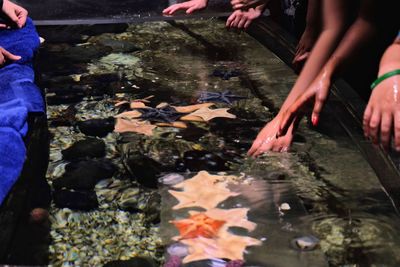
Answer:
[279, 0, 349, 113]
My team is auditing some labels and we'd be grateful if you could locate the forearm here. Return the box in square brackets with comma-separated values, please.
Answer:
[280, 28, 345, 112]
[304, 0, 320, 31]
[320, 17, 378, 82]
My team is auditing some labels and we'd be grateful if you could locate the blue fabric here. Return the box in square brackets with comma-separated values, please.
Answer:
[0, 18, 45, 204]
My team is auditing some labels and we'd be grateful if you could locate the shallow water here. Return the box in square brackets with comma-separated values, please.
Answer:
[37, 19, 400, 266]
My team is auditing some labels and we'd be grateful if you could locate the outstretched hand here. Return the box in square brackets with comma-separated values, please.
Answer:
[278, 70, 331, 137]
[248, 115, 299, 157]
[1, 0, 28, 28]
[163, 0, 208, 15]
[0, 47, 21, 66]
[226, 5, 264, 29]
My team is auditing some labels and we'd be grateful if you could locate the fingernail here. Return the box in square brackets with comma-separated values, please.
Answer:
[312, 116, 319, 126]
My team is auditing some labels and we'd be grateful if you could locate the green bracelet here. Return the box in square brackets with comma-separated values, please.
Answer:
[370, 69, 400, 90]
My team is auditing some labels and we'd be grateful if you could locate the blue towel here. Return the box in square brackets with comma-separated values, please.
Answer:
[0, 18, 45, 204]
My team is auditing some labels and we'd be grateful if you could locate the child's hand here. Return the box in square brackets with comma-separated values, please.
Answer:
[230, 0, 266, 10]
[226, 6, 264, 29]
[1, 0, 28, 28]
[0, 46, 21, 66]
[163, 0, 208, 15]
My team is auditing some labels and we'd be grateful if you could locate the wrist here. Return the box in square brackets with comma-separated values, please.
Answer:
[371, 69, 400, 90]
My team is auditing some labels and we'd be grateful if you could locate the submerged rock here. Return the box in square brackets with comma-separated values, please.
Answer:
[158, 173, 184, 186]
[118, 187, 140, 212]
[50, 105, 77, 127]
[163, 255, 182, 267]
[291, 235, 320, 251]
[97, 39, 140, 53]
[143, 192, 161, 224]
[77, 118, 115, 137]
[62, 138, 106, 160]
[103, 256, 157, 267]
[53, 189, 98, 211]
[53, 159, 117, 190]
[176, 150, 229, 172]
[124, 152, 165, 188]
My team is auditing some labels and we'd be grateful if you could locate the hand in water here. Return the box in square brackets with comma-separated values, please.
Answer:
[248, 115, 298, 157]
[1, 0, 28, 28]
[162, 0, 208, 15]
[278, 69, 331, 137]
[0, 47, 21, 66]
[226, 5, 264, 29]
[230, 0, 267, 10]
[363, 75, 400, 151]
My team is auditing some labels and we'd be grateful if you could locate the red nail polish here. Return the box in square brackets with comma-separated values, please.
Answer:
[312, 116, 319, 126]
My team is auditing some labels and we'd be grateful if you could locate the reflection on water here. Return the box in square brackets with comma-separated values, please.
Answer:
[37, 19, 400, 266]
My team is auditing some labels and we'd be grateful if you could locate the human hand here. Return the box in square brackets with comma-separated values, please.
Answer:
[293, 27, 318, 67]
[0, 46, 21, 66]
[226, 5, 264, 29]
[278, 69, 332, 137]
[1, 0, 28, 28]
[230, 0, 266, 10]
[248, 114, 299, 157]
[162, 0, 208, 15]
[363, 75, 400, 151]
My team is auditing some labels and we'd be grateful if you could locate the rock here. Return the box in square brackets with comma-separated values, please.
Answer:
[62, 138, 106, 160]
[226, 260, 244, 267]
[103, 256, 157, 267]
[291, 235, 320, 251]
[53, 189, 98, 211]
[179, 125, 208, 142]
[279, 203, 291, 211]
[124, 152, 165, 188]
[167, 243, 189, 258]
[53, 159, 117, 190]
[98, 39, 140, 53]
[46, 92, 85, 105]
[50, 105, 77, 127]
[77, 118, 115, 137]
[163, 255, 182, 267]
[176, 150, 229, 172]
[143, 192, 161, 224]
[158, 173, 184, 186]
[118, 187, 140, 212]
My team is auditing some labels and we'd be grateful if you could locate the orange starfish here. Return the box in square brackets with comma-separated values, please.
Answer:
[171, 213, 226, 240]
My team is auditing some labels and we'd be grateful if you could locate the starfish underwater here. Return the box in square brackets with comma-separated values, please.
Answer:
[171, 213, 226, 240]
[197, 91, 247, 105]
[136, 106, 185, 123]
[212, 69, 241, 80]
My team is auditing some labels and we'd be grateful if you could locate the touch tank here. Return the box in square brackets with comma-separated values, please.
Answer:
[1, 1, 400, 266]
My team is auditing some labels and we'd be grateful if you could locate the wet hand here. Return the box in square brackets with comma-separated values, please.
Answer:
[162, 0, 208, 15]
[248, 115, 297, 157]
[226, 7, 263, 29]
[1, 0, 28, 28]
[278, 70, 331, 137]
[0, 46, 21, 66]
[363, 75, 400, 151]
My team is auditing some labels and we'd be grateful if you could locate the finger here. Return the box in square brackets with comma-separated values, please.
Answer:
[232, 14, 242, 28]
[369, 110, 381, 144]
[163, 4, 184, 15]
[1, 49, 21, 61]
[380, 112, 393, 151]
[363, 105, 373, 138]
[278, 92, 313, 136]
[248, 137, 263, 156]
[226, 14, 236, 27]
[294, 52, 309, 63]
[16, 8, 27, 28]
[0, 24, 7, 28]
[394, 111, 400, 151]
[311, 87, 330, 127]
[186, 6, 197, 14]
[244, 19, 252, 29]
[233, 3, 244, 9]
[237, 17, 247, 29]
